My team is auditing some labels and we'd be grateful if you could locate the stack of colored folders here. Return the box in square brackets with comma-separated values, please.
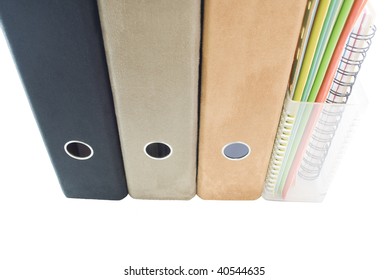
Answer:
[0, 0, 375, 202]
[264, 0, 376, 202]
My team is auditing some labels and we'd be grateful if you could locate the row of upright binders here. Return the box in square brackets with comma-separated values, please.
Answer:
[0, 0, 376, 202]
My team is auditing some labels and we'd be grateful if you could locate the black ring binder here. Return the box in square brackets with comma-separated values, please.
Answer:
[0, 0, 128, 199]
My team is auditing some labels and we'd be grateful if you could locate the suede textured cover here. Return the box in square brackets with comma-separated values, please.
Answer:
[98, 0, 200, 199]
[0, 0, 128, 199]
[198, 0, 306, 200]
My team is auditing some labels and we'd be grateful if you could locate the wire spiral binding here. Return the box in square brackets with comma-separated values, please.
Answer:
[327, 25, 376, 104]
[265, 100, 297, 194]
[298, 25, 376, 180]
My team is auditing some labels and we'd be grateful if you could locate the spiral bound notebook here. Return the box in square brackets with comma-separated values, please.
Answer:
[283, 3, 374, 197]
[297, 10, 376, 183]
[264, 4, 376, 202]
[272, 0, 358, 194]
[0, 0, 128, 200]
[313, 0, 368, 102]
[98, 0, 200, 199]
[197, 0, 307, 200]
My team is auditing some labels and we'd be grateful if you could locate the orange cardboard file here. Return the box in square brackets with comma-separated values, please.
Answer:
[197, 0, 307, 200]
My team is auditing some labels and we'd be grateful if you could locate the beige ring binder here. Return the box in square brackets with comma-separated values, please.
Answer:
[98, 0, 201, 199]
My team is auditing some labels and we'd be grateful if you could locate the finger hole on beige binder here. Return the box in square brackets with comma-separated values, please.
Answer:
[222, 142, 251, 160]
[64, 140, 94, 160]
[144, 142, 172, 160]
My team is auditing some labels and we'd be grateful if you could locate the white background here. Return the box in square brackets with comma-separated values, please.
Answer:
[1, 1, 388, 279]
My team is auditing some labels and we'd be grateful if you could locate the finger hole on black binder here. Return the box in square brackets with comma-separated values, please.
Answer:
[144, 142, 172, 160]
[222, 142, 250, 160]
[64, 141, 94, 160]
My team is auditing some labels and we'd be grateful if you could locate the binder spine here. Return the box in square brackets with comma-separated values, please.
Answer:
[0, 0, 128, 199]
[298, 25, 376, 180]
[98, 0, 200, 199]
[198, 0, 307, 200]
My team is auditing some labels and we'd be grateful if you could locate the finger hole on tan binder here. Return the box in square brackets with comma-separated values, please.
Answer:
[64, 140, 94, 160]
[222, 142, 251, 160]
[144, 142, 172, 160]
